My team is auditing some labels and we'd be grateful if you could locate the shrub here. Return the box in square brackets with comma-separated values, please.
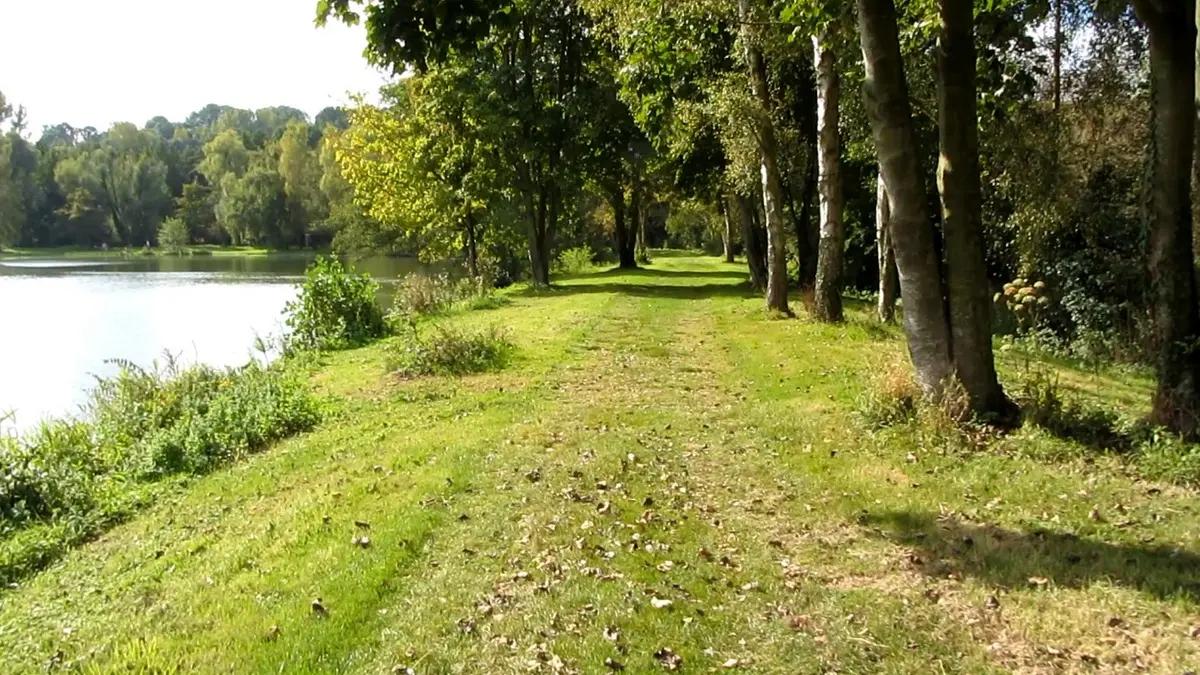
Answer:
[157, 217, 190, 254]
[391, 271, 503, 317]
[387, 320, 513, 378]
[393, 272, 459, 315]
[1017, 369, 1128, 450]
[553, 246, 595, 275]
[284, 256, 387, 352]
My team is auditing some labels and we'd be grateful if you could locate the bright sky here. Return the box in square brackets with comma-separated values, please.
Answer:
[0, 0, 393, 136]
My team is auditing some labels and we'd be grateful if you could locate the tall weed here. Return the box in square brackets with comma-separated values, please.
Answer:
[284, 256, 387, 352]
[387, 319, 513, 378]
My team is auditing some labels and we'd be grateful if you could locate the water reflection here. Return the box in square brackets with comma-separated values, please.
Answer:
[0, 254, 421, 431]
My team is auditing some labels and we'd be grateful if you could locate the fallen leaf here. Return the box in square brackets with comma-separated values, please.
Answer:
[657, 561, 675, 573]
[1028, 577, 1049, 588]
[1088, 508, 1104, 523]
[651, 597, 673, 609]
[654, 647, 683, 670]
[352, 536, 371, 548]
[789, 614, 810, 631]
[723, 658, 740, 668]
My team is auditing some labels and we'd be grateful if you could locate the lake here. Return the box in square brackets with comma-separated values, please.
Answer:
[0, 253, 421, 432]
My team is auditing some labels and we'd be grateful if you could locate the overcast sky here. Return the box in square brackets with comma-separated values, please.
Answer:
[0, 0, 393, 135]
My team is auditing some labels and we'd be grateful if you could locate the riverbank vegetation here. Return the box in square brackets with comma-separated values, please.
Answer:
[1, 256, 1196, 673]
[0, 356, 320, 587]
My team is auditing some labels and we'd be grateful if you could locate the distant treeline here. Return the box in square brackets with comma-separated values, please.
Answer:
[0, 96, 371, 250]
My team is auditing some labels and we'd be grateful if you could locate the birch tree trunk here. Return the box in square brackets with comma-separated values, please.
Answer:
[937, 0, 1008, 415]
[856, 0, 954, 395]
[720, 196, 735, 263]
[1131, 0, 1200, 438]
[876, 173, 897, 323]
[812, 33, 844, 322]
[739, 0, 791, 314]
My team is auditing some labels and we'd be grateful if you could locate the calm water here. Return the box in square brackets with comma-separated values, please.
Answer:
[0, 254, 420, 432]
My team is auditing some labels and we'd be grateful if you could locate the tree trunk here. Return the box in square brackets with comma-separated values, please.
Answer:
[736, 192, 767, 291]
[856, 0, 954, 396]
[526, 185, 550, 287]
[611, 189, 637, 269]
[1132, 0, 1200, 437]
[937, 0, 1008, 415]
[739, 0, 791, 314]
[797, 142, 818, 288]
[812, 33, 845, 322]
[720, 196, 735, 263]
[464, 211, 479, 278]
[632, 179, 648, 263]
[876, 173, 897, 323]
[1052, 0, 1062, 114]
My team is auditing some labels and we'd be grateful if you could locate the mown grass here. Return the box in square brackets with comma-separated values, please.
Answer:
[1, 254, 1197, 674]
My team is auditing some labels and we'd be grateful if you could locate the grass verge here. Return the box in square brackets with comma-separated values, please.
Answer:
[0, 255, 1196, 674]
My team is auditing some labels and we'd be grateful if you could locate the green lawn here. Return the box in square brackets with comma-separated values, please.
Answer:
[1, 254, 1196, 674]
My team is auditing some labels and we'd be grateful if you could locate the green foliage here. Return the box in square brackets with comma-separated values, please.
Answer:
[552, 246, 596, 275]
[387, 319, 513, 378]
[391, 271, 501, 316]
[1016, 369, 1127, 451]
[0, 357, 319, 584]
[157, 217, 190, 253]
[284, 256, 387, 352]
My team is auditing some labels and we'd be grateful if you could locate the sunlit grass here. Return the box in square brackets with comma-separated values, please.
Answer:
[1, 254, 1195, 674]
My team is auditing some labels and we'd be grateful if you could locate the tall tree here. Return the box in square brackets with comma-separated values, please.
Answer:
[936, 0, 1006, 413]
[1130, 0, 1200, 437]
[812, 31, 844, 322]
[738, 0, 791, 313]
[857, 0, 954, 395]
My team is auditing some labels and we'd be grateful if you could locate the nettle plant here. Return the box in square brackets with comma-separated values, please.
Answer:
[997, 277, 1051, 333]
[284, 257, 388, 352]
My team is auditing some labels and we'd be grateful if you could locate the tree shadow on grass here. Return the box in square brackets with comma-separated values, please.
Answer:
[864, 510, 1200, 604]
[521, 265, 759, 300]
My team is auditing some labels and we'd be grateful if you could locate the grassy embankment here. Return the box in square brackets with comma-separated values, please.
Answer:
[1, 253, 1196, 673]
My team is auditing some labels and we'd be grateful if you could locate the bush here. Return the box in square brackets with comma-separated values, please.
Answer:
[553, 246, 595, 275]
[387, 320, 513, 378]
[1017, 370, 1128, 451]
[391, 271, 503, 317]
[0, 357, 319, 585]
[157, 217, 190, 254]
[284, 256, 387, 352]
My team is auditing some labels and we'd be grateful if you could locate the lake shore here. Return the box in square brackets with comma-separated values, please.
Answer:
[1, 254, 1197, 673]
[0, 245, 328, 259]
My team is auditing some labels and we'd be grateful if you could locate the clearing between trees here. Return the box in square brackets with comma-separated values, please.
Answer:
[1, 254, 1196, 674]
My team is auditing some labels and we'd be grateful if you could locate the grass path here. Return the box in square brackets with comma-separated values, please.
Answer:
[1, 254, 1197, 673]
